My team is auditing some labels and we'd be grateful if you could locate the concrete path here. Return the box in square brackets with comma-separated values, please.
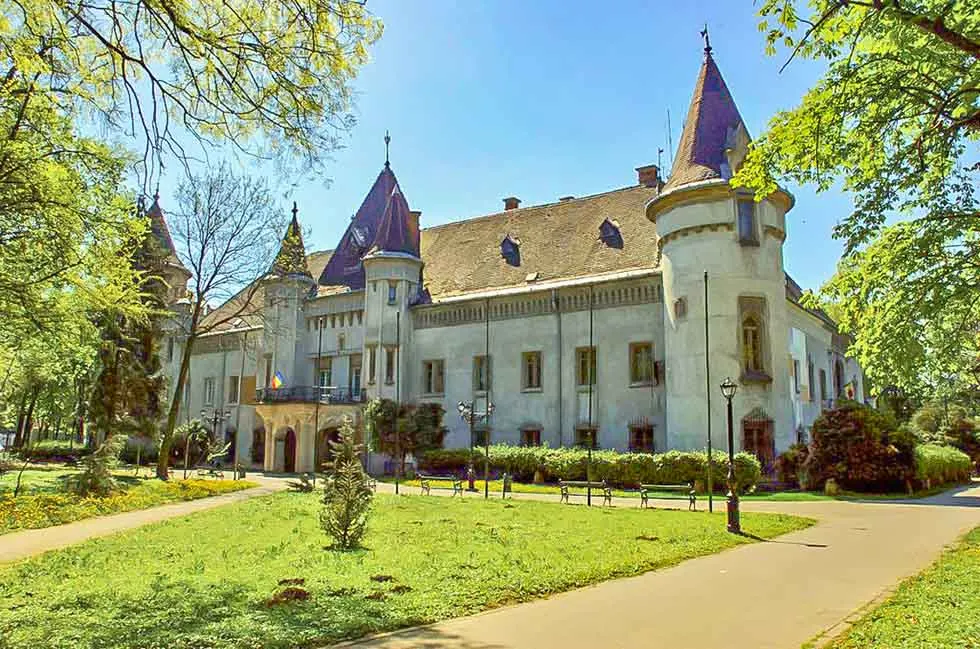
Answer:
[0, 475, 290, 564]
[342, 482, 980, 649]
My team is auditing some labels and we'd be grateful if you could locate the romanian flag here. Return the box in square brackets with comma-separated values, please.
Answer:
[271, 371, 285, 389]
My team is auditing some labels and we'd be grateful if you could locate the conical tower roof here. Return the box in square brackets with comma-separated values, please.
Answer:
[269, 204, 312, 278]
[366, 181, 419, 257]
[143, 193, 189, 274]
[663, 48, 749, 192]
[318, 164, 410, 289]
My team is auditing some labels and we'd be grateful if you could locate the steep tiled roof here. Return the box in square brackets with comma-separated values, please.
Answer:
[367, 183, 420, 257]
[663, 50, 748, 192]
[269, 207, 311, 278]
[418, 185, 660, 301]
[144, 194, 187, 271]
[318, 165, 403, 289]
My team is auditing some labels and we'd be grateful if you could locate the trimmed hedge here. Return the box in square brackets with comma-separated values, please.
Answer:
[914, 444, 972, 487]
[14, 440, 92, 463]
[417, 446, 762, 492]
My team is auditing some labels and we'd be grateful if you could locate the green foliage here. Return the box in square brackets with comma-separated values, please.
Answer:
[914, 444, 972, 487]
[774, 443, 810, 487]
[0, 492, 812, 648]
[804, 401, 915, 492]
[320, 419, 372, 550]
[737, 1, 980, 394]
[365, 398, 447, 467]
[0, 478, 255, 534]
[64, 435, 126, 497]
[418, 446, 763, 493]
[14, 440, 92, 462]
[831, 526, 980, 649]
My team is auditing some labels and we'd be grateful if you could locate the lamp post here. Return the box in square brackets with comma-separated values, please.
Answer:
[719, 377, 740, 534]
[457, 400, 494, 498]
[313, 315, 324, 487]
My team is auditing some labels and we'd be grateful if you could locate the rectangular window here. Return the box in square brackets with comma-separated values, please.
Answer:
[203, 377, 215, 406]
[793, 359, 800, 394]
[385, 347, 396, 385]
[629, 424, 654, 452]
[367, 345, 377, 384]
[575, 427, 598, 449]
[228, 376, 240, 404]
[349, 354, 362, 395]
[522, 351, 542, 390]
[473, 427, 490, 447]
[264, 354, 273, 388]
[819, 369, 827, 401]
[167, 337, 174, 362]
[521, 428, 541, 447]
[629, 342, 654, 385]
[423, 360, 445, 395]
[473, 355, 491, 392]
[737, 198, 758, 245]
[318, 358, 332, 388]
[807, 357, 815, 402]
[388, 281, 397, 305]
[576, 347, 596, 386]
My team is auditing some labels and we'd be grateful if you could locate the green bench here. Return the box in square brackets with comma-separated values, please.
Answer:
[559, 480, 612, 506]
[640, 483, 696, 510]
[417, 473, 463, 497]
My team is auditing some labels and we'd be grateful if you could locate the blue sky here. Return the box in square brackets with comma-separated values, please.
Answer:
[165, 1, 853, 292]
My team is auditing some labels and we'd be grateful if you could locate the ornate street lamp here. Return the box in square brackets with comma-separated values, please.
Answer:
[719, 377, 740, 534]
[457, 400, 494, 498]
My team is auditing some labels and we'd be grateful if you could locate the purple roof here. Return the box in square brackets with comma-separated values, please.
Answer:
[318, 165, 408, 289]
[663, 50, 748, 192]
[367, 182, 420, 257]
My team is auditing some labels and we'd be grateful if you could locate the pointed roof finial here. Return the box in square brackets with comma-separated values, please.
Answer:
[700, 24, 712, 56]
[384, 130, 391, 167]
[153, 183, 160, 202]
[291, 201, 298, 219]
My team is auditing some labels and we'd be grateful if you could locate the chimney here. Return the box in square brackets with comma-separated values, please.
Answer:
[503, 196, 521, 211]
[409, 210, 422, 229]
[635, 164, 660, 188]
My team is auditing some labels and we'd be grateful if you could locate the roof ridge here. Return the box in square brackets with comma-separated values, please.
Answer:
[420, 184, 655, 233]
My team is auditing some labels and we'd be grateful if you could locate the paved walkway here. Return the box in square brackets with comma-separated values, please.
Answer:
[343, 482, 980, 649]
[0, 475, 290, 564]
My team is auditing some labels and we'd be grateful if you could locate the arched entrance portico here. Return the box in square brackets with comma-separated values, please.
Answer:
[276, 427, 297, 473]
[255, 402, 363, 473]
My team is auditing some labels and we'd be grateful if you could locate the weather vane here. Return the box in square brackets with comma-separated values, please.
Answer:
[384, 130, 391, 167]
[700, 25, 712, 55]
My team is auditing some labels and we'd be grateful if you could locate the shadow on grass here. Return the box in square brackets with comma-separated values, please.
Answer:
[335, 625, 510, 649]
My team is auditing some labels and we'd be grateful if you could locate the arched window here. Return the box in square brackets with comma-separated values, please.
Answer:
[741, 315, 763, 373]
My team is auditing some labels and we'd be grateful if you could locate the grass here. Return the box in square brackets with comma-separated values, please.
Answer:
[0, 492, 813, 649]
[827, 525, 980, 649]
[383, 478, 961, 502]
[0, 475, 256, 534]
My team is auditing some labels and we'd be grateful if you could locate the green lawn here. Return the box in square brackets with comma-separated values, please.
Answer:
[827, 525, 980, 649]
[0, 492, 813, 649]
[0, 470, 256, 534]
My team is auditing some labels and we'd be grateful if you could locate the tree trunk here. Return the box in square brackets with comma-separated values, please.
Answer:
[22, 388, 39, 446]
[13, 391, 27, 447]
[157, 315, 200, 480]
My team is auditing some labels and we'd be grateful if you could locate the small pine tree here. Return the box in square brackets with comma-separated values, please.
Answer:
[320, 418, 372, 550]
[66, 435, 126, 496]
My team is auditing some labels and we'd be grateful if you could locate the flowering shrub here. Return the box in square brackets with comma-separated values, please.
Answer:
[0, 479, 255, 534]
[418, 446, 762, 492]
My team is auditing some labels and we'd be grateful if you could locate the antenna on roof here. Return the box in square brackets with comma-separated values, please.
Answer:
[700, 24, 712, 55]
[384, 130, 391, 167]
[666, 108, 674, 171]
[658, 147, 664, 171]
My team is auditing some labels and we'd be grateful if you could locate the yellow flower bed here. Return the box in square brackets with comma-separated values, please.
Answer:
[0, 479, 256, 534]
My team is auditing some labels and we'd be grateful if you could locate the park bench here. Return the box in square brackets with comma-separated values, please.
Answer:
[195, 467, 225, 479]
[417, 473, 463, 497]
[639, 483, 696, 511]
[558, 480, 612, 506]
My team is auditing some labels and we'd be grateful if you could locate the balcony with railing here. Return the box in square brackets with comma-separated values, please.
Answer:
[254, 386, 365, 405]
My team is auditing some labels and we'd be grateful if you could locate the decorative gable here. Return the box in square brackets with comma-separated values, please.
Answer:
[598, 218, 623, 249]
[501, 234, 521, 267]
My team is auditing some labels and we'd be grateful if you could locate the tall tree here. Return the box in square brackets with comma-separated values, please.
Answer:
[156, 163, 284, 479]
[735, 0, 979, 395]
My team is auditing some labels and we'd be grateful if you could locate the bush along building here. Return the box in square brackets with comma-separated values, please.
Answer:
[158, 44, 866, 474]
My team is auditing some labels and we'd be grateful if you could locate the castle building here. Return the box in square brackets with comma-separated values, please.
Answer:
[158, 46, 865, 473]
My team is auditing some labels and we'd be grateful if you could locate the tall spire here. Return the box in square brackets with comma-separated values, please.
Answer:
[143, 191, 186, 272]
[269, 203, 311, 278]
[663, 39, 750, 192]
[367, 182, 419, 258]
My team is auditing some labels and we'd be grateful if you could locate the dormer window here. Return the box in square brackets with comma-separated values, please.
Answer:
[599, 218, 623, 249]
[501, 234, 521, 267]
